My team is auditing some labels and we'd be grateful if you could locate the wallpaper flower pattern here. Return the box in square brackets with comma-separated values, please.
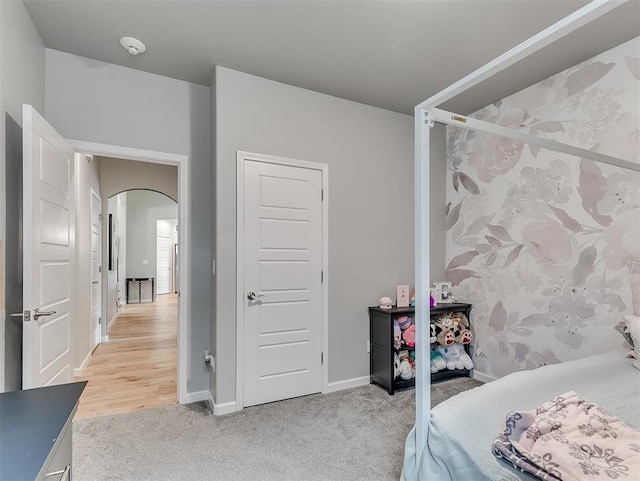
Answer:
[446, 37, 640, 379]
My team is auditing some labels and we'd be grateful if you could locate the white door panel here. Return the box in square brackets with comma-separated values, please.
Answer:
[23, 105, 75, 388]
[156, 235, 172, 295]
[90, 190, 101, 352]
[243, 159, 323, 407]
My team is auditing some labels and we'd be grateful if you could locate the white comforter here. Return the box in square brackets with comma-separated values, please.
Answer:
[403, 351, 640, 481]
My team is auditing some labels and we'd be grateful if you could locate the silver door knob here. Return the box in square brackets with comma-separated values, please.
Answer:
[247, 292, 265, 300]
[33, 308, 56, 321]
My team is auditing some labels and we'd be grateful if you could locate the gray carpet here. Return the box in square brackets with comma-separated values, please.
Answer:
[73, 378, 481, 481]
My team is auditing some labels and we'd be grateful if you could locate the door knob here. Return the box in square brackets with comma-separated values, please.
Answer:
[33, 308, 56, 321]
[247, 292, 265, 301]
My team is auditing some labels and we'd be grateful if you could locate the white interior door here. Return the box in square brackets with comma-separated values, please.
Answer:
[90, 189, 102, 351]
[22, 105, 75, 389]
[156, 219, 175, 295]
[242, 158, 323, 407]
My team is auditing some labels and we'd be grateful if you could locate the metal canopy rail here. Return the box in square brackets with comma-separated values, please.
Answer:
[427, 108, 640, 173]
[413, 0, 637, 471]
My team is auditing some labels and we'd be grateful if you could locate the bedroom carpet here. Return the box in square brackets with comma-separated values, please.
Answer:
[73, 377, 481, 481]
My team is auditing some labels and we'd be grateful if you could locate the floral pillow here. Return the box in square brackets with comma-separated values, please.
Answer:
[621, 315, 640, 371]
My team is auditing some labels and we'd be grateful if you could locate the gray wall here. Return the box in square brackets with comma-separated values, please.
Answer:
[45, 49, 211, 394]
[125, 190, 178, 280]
[0, 0, 45, 392]
[214, 67, 415, 404]
[99, 156, 178, 201]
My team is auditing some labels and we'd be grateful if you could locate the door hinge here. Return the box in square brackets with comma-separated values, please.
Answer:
[321, 270, 324, 283]
[98, 266, 102, 273]
[98, 317, 102, 325]
[321, 352, 324, 364]
[321, 189, 324, 201]
[99, 214, 103, 221]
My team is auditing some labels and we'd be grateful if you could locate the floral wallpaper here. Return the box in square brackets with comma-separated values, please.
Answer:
[446, 36, 640, 379]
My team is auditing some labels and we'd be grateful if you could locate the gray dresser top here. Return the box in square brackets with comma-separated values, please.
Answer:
[0, 381, 86, 481]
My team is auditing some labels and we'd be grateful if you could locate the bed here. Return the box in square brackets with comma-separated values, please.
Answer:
[410, 0, 640, 478]
[402, 349, 640, 480]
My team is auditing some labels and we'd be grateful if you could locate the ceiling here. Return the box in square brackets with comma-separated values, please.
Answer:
[22, 0, 637, 115]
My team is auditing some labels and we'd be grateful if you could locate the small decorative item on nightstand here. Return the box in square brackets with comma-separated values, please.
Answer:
[433, 281, 454, 303]
[397, 285, 410, 307]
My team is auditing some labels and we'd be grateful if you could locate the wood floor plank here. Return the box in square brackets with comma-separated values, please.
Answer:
[74, 293, 178, 419]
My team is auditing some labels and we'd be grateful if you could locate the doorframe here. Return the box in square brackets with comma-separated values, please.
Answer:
[69, 140, 190, 404]
[235, 151, 329, 411]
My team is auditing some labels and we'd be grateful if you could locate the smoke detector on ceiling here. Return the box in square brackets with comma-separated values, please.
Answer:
[120, 36, 146, 56]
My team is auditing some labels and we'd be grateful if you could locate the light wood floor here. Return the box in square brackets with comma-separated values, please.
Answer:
[74, 294, 178, 419]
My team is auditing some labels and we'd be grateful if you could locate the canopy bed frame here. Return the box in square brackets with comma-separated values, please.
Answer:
[413, 0, 640, 473]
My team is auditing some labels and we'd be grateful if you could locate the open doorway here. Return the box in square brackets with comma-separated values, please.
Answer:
[67, 140, 191, 415]
[75, 189, 179, 418]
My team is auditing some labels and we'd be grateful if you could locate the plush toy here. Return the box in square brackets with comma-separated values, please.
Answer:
[398, 351, 415, 380]
[396, 316, 413, 329]
[393, 353, 400, 379]
[436, 343, 474, 371]
[433, 322, 455, 346]
[402, 324, 416, 348]
[430, 348, 446, 373]
[457, 328, 473, 345]
[393, 320, 402, 350]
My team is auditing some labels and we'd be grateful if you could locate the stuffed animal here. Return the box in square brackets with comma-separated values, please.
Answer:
[430, 323, 437, 344]
[398, 351, 415, 380]
[393, 353, 400, 379]
[396, 316, 413, 330]
[433, 321, 455, 346]
[430, 348, 446, 373]
[402, 324, 416, 348]
[457, 328, 473, 345]
[393, 320, 402, 350]
[436, 343, 474, 371]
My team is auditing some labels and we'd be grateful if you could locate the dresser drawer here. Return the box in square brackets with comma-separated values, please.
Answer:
[38, 420, 72, 481]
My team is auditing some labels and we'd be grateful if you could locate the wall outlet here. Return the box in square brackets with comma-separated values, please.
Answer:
[366, 340, 370, 353]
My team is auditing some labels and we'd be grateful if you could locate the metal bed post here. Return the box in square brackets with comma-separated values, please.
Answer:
[414, 106, 432, 468]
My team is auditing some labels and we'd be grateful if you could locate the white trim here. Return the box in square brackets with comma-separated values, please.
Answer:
[68, 140, 190, 405]
[472, 370, 496, 384]
[236, 151, 329, 411]
[74, 350, 92, 377]
[185, 390, 210, 403]
[107, 313, 118, 332]
[417, 0, 622, 110]
[428, 108, 638, 173]
[213, 400, 239, 416]
[326, 376, 370, 393]
[101, 335, 109, 343]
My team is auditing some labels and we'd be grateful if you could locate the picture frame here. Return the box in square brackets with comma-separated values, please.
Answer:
[433, 281, 454, 304]
[396, 284, 410, 308]
[108, 214, 118, 271]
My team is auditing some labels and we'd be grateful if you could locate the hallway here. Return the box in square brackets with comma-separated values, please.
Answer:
[74, 294, 177, 419]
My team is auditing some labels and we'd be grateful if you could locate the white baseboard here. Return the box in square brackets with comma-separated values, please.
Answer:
[471, 370, 496, 383]
[101, 335, 109, 343]
[74, 350, 92, 377]
[107, 314, 117, 332]
[326, 375, 370, 393]
[185, 390, 209, 403]
[213, 400, 238, 416]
